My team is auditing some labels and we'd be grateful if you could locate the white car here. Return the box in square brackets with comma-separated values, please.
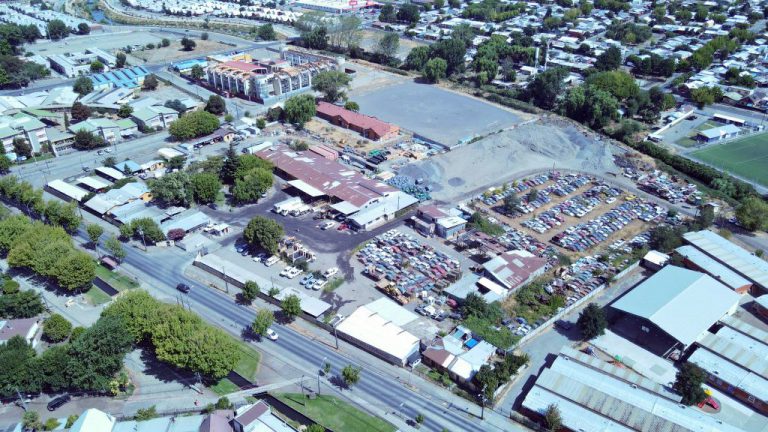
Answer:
[320, 221, 336, 230]
[264, 256, 279, 267]
[312, 278, 328, 290]
[280, 266, 295, 277]
[323, 267, 339, 278]
[286, 268, 302, 279]
[265, 328, 278, 341]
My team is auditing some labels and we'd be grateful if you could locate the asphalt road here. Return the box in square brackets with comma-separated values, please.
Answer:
[75, 227, 523, 432]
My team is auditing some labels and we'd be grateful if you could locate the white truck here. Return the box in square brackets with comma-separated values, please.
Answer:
[273, 197, 302, 215]
[242, 141, 273, 155]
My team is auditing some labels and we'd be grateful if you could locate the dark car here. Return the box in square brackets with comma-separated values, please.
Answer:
[176, 283, 191, 293]
[47, 394, 71, 411]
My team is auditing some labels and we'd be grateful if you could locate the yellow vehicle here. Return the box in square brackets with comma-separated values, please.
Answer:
[624, 194, 637, 201]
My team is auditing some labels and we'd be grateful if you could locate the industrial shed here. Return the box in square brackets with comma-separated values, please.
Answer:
[45, 179, 89, 203]
[610, 266, 740, 353]
[335, 305, 420, 366]
[683, 230, 768, 293]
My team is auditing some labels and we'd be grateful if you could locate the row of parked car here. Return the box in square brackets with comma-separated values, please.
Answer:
[552, 200, 664, 252]
[299, 267, 338, 291]
[513, 174, 595, 215]
[478, 173, 551, 206]
[522, 194, 604, 234]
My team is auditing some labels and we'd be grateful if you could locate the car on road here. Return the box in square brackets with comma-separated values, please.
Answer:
[312, 278, 328, 290]
[280, 266, 295, 277]
[265, 328, 278, 341]
[286, 268, 302, 279]
[47, 394, 71, 411]
[264, 256, 279, 267]
[323, 267, 339, 278]
[176, 283, 191, 293]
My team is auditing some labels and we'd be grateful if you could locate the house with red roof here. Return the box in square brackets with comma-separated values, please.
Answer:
[316, 101, 399, 141]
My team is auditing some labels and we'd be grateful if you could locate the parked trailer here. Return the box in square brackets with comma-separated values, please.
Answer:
[273, 197, 302, 214]
[242, 141, 273, 155]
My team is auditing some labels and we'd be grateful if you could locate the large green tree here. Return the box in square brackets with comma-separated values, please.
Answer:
[72, 77, 93, 96]
[251, 308, 274, 336]
[46, 20, 69, 40]
[66, 315, 133, 391]
[244, 216, 284, 254]
[191, 172, 221, 204]
[423, 58, 447, 83]
[205, 95, 226, 115]
[101, 290, 162, 343]
[149, 171, 193, 207]
[168, 110, 220, 140]
[311, 71, 351, 103]
[284, 94, 317, 128]
[43, 313, 72, 342]
[576, 303, 606, 340]
[673, 362, 708, 405]
[341, 364, 361, 388]
[86, 223, 104, 247]
[232, 169, 273, 205]
[735, 196, 768, 231]
[281, 294, 301, 321]
[526, 67, 567, 110]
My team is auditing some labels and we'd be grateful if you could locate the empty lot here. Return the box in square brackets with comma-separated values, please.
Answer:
[351, 81, 525, 147]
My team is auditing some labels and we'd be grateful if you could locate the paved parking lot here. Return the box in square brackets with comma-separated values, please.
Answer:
[351, 81, 524, 148]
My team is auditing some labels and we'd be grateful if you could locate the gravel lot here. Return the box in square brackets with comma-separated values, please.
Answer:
[351, 81, 525, 147]
[398, 118, 620, 203]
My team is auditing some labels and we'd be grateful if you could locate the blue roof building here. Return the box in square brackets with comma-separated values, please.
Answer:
[90, 66, 151, 90]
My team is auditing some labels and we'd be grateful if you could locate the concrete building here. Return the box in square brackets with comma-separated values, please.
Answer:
[48, 48, 116, 78]
[131, 105, 179, 130]
[521, 347, 746, 432]
[482, 250, 548, 295]
[206, 49, 339, 104]
[610, 265, 740, 354]
[683, 230, 768, 294]
[0, 113, 48, 154]
[335, 303, 421, 366]
[688, 316, 768, 415]
[316, 101, 399, 141]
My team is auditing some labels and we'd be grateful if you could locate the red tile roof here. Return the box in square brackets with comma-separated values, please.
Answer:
[316, 101, 397, 139]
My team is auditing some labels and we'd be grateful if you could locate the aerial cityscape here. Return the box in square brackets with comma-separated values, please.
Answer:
[0, 0, 766, 431]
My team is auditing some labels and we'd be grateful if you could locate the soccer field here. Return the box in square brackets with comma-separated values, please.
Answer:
[691, 132, 768, 187]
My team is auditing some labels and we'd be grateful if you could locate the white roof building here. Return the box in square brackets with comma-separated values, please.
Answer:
[46, 179, 89, 202]
[612, 266, 740, 348]
[683, 230, 768, 291]
[336, 305, 420, 366]
[69, 408, 117, 432]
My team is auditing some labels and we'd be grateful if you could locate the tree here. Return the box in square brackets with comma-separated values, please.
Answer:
[397, 4, 420, 24]
[181, 37, 196, 51]
[344, 101, 359, 112]
[117, 104, 133, 119]
[115, 52, 127, 69]
[66, 315, 133, 391]
[12, 138, 32, 158]
[307, 425, 325, 432]
[73, 130, 105, 150]
[0, 290, 44, 319]
[674, 362, 707, 405]
[596, 46, 622, 71]
[190, 64, 205, 81]
[257, 24, 277, 41]
[53, 251, 95, 291]
[341, 364, 361, 387]
[205, 95, 226, 115]
[244, 216, 284, 254]
[576, 303, 606, 340]
[104, 234, 125, 262]
[503, 194, 520, 214]
[544, 404, 562, 431]
[690, 86, 722, 108]
[585, 70, 639, 101]
[43, 313, 72, 342]
[312, 71, 351, 103]
[0, 155, 11, 174]
[101, 290, 162, 343]
[46, 20, 68, 40]
[649, 225, 684, 252]
[77, 22, 90, 35]
[232, 169, 273, 205]
[461, 292, 487, 318]
[430, 38, 467, 75]
[72, 77, 93, 96]
[149, 171, 192, 207]
[242, 281, 260, 304]
[200, 32, 209, 41]
[161, 38, 170, 47]
[379, 4, 397, 22]
[301, 27, 328, 50]
[142, 74, 159, 91]
[281, 294, 301, 321]
[415, 414, 425, 426]
[376, 33, 400, 59]
[90, 60, 104, 73]
[23, 411, 42, 431]
[423, 58, 447, 83]
[168, 110, 220, 140]
[735, 196, 768, 231]
[86, 223, 104, 247]
[526, 67, 567, 110]
[70, 102, 91, 122]
[405, 46, 430, 71]
[131, 218, 165, 243]
[284, 94, 317, 127]
[190, 172, 221, 204]
[167, 155, 187, 171]
[696, 205, 715, 228]
[252, 308, 274, 336]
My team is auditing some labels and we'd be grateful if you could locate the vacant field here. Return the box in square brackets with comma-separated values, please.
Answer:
[132, 39, 232, 63]
[690, 132, 768, 187]
[358, 30, 427, 60]
[276, 393, 396, 432]
[351, 81, 524, 147]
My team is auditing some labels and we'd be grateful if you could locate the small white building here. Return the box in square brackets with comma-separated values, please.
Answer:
[336, 304, 420, 366]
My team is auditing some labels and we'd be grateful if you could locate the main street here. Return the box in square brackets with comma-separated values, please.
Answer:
[79, 231, 526, 432]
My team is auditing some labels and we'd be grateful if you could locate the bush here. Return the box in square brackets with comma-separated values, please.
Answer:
[2, 279, 19, 295]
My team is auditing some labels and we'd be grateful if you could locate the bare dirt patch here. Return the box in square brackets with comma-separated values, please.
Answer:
[131, 39, 232, 63]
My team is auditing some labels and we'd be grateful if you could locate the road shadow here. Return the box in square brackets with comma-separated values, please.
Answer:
[274, 310, 295, 325]
[240, 326, 261, 343]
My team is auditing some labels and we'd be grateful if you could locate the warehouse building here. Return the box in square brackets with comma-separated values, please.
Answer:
[610, 265, 740, 355]
[45, 180, 89, 203]
[683, 230, 768, 294]
[675, 245, 753, 294]
[688, 316, 768, 415]
[521, 347, 746, 432]
[696, 124, 741, 143]
[131, 105, 179, 130]
[316, 101, 399, 141]
[335, 302, 420, 366]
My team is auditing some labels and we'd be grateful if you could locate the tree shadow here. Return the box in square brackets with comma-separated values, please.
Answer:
[235, 293, 253, 306]
[328, 375, 348, 390]
[274, 310, 295, 325]
[137, 348, 197, 387]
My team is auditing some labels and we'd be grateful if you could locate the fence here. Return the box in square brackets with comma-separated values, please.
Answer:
[516, 261, 639, 346]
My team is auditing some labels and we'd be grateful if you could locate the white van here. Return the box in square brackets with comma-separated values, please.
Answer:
[264, 256, 279, 267]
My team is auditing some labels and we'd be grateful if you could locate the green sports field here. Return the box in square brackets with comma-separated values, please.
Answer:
[690, 132, 768, 187]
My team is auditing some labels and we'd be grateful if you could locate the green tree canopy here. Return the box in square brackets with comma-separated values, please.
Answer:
[46, 20, 68, 40]
[576, 303, 606, 340]
[283, 94, 317, 127]
[735, 196, 768, 231]
[190, 172, 221, 204]
[526, 67, 567, 110]
[244, 216, 284, 254]
[251, 308, 274, 336]
[72, 77, 93, 96]
[341, 364, 361, 387]
[149, 171, 193, 207]
[43, 313, 72, 342]
[86, 223, 104, 246]
[241, 281, 260, 304]
[423, 57, 447, 83]
[673, 362, 707, 405]
[311, 71, 352, 103]
[168, 110, 220, 140]
[281, 294, 301, 321]
[205, 95, 226, 115]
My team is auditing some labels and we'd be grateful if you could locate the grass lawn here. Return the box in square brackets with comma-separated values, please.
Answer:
[95, 265, 139, 292]
[211, 378, 240, 396]
[233, 343, 261, 381]
[276, 393, 396, 432]
[84, 285, 112, 305]
[690, 132, 768, 187]
[674, 120, 718, 147]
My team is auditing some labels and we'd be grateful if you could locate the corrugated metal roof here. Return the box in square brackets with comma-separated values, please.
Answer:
[612, 266, 740, 346]
[523, 385, 635, 432]
[675, 245, 751, 291]
[683, 230, 768, 288]
[688, 347, 768, 402]
[720, 315, 768, 345]
[698, 329, 768, 379]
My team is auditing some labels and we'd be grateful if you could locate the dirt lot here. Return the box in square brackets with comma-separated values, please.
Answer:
[301, 118, 404, 154]
[358, 30, 428, 60]
[400, 117, 620, 203]
[131, 39, 232, 63]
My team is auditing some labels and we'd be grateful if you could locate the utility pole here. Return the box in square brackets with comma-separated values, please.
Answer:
[318, 356, 327, 395]
[479, 385, 488, 420]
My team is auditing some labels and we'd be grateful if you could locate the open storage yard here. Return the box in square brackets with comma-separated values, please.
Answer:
[690, 132, 768, 188]
[351, 81, 524, 148]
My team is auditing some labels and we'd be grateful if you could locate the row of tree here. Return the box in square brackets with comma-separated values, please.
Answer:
[148, 171, 222, 207]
